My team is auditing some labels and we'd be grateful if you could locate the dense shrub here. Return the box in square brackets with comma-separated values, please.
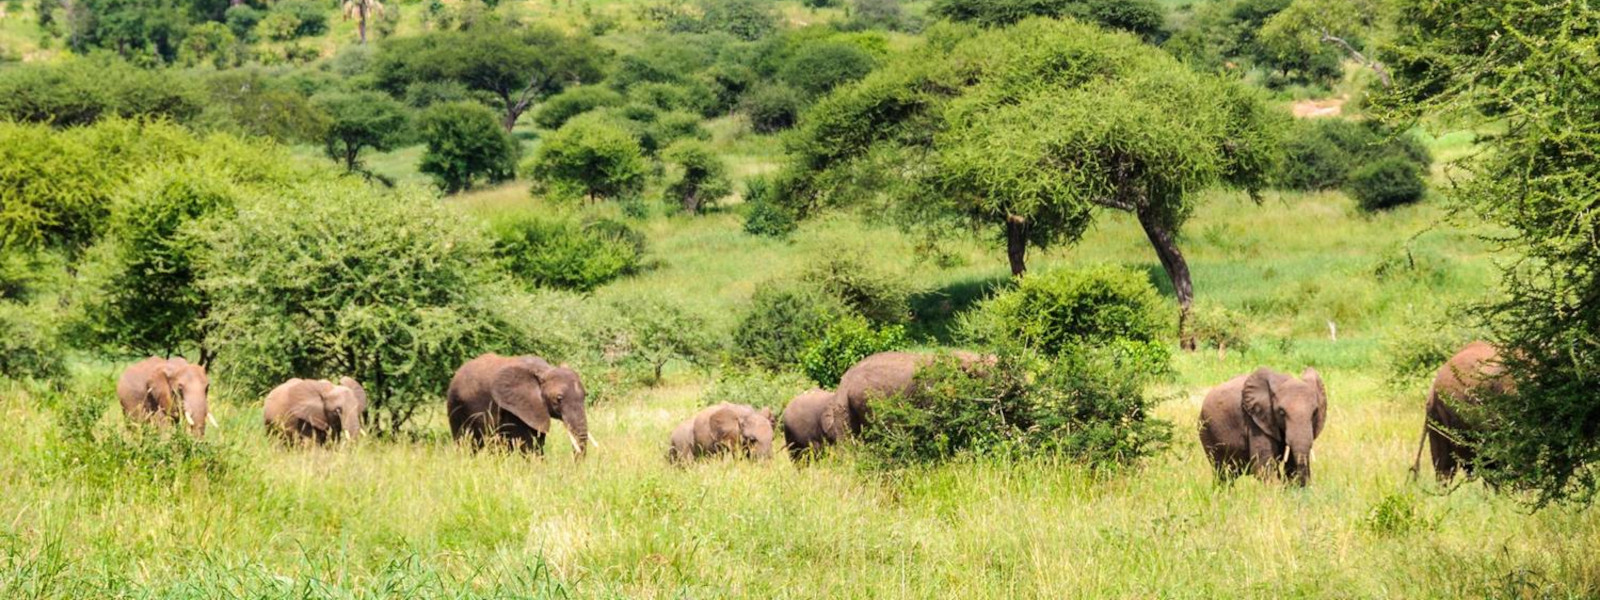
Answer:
[257, 12, 304, 42]
[800, 254, 914, 326]
[402, 81, 476, 109]
[845, 0, 912, 31]
[740, 84, 802, 133]
[310, 91, 410, 172]
[1187, 302, 1251, 356]
[528, 114, 649, 202]
[195, 69, 329, 143]
[533, 85, 627, 129]
[700, 368, 812, 412]
[177, 22, 239, 69]
[627, 81, 717, 115]
[225, 5, 264, 39]
[799, 315, 907, 387]
[662, 140, 733, 214]
[862, 347, 1172, 468]
[694, 0, 778, 40]
[778, 41, 878, 98]
[418, 101, 519, 193]
[199, 182, 527, 434]
[0, 57, 203, 127]
[268, 0, 329, 38]
[742, 177, 799, 237]
[0, 302, 66, 381]
[1275, 119, 1431, 193]
[730, 281, 849, 370]
[958, 265, 1168, 355]
[1348, 156, 1426, 211]
[930, 0, 1166, 39]
[491, 214, 647, 292]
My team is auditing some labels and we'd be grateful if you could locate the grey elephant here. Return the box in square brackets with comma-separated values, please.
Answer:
[834, 351, 994, 435]
[668, 402, 775, 463]
[1411, 341, 1509, 481]
[263, 377, 368, 444]
[447, 353, 590, 456]
[1198, 367, 1327, 486]
[781, 388, 841, 459]
[116, 356, 211, 437]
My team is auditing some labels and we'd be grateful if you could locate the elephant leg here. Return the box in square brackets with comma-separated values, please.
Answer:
[1426, 427, 1459, 482]
[1247, 434, 1281, 481]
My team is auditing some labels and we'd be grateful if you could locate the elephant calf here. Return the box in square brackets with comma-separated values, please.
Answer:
[781, 388, 842, 460]
[116, 356, 211, 437]
[668, 403, 775, 463]
[1412, 341, 1509, 481]
[447, 353, 590, 457]
[263, 377, 368, 444]
[1199, 367, 1327, 486]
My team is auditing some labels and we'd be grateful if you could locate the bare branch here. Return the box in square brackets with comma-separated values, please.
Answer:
[1320, 28, 1392, 89]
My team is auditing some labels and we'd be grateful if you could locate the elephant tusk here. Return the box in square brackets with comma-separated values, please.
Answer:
[207, 414, 220, 428]
[184, 411, 196, 427]
[565, 429, 583, 454]
[1282, 445, 1292, 463]
[588, 433, 600, 449]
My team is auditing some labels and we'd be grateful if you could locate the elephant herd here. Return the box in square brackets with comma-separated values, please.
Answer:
[112, 341, 1511, 486]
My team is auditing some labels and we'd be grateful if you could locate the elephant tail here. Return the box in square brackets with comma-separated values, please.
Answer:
[1410, 389, 1434, 482]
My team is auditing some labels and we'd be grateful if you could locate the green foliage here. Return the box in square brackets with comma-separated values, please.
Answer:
[1275, 119, 1431, 192]
[176, 22, 239, 69]
[845, 0, 912, 31]
[1347, 155, 1425, 211]
[534, 85, 626, 129]
[0, 56, 202, 127]
[861, 348, 1172, 469]
[700, 367, 812, 412]
[661, 140, 732, 214]
[741, 177, 799, 237]
[799, 253, 914, 326]
[417, 101, 519, 194]
[799, 316, 907, 388]
[692, 0, 777, 41]
[491, 213, 646, 292]
[1187, 302, 1251, 355]
[959, 265, 1168, 356]
[224, 5, 262, 39]
[528, 114, 648, 202]
[1162, 0, 1342, 89]
[264, 0, 329, 39]
[602, 296, 720, 384]
[740, 83, 802, 133]
[194, 69, 329, 143]
[199, 182, 523, 434]
[0, 301, 66, 380]
[730, 280, 849, 371]
[310, 90, 410, 172]
[44, 389, 248, 491]
[778, 41, 878, 98]
[627, 81, 716, 116]
[373, 25, 607, 129]
[930, 0, 1167, 39]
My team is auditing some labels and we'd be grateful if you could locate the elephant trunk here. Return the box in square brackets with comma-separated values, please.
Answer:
[1286, 422, 1315, 487]
[340, 407, 362, 441]
[562, 396, 589, 459]
[183, 389, 209, 438]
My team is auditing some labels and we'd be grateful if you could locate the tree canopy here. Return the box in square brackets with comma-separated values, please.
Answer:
[782, 18, 1282, 346]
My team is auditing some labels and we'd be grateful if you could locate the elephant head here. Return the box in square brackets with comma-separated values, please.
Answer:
[739, 407, 776, 459]
[159, 358, 210, 436]
[329, 377, 368, 439]
[490, 358, 590, 456]
[1242, 367, 1327, 486]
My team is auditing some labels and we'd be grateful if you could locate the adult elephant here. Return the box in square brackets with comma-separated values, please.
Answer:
[263, 377, 367, 444]
[668, 402, 775, 463]
[1411, 341, 1509, 481]
[1198, 367, 1328, 486]
[833, 351, 994, 436]
[781, 388, 841, 459]
[446, 353, 590, 457]
[116, 356, 211, 437]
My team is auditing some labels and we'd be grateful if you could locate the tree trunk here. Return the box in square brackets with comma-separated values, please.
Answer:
[1005, 214, 1027, 277]
[357, 5, 368, 44]
[1137, 209, 1196, 350]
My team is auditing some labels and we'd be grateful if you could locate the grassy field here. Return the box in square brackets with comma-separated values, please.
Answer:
[7, 138, 1600, 598]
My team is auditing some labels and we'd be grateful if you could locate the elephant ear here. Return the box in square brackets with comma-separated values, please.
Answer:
[339, 377, 369, 411]
[289, 380, 332, 432]
[491, 363, 552, 434]
[1240, 368, 1282, 443]
[1302, 367, 1328, 439]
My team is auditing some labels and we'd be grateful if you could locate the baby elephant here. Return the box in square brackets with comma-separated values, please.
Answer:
[781, 388, 842, 460]
[1199, 367, 1327, 486]
[263, 377, 368, 444]
[668, 403, 775, 463]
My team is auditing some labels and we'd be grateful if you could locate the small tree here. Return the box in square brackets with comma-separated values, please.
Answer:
[417, 101, 518, 193]
[528, 114, 647, 203]
[311, 91, 409, 173]
[606, 297, 720, 385]
[661, 140, 732, 214]
[342, 0, 386, 44]
[778, 41, 879, 98]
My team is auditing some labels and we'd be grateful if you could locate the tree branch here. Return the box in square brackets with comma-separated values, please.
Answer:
[1320, 28, 1392, 89]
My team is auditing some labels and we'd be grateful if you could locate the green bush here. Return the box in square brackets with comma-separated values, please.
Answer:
[0, 301, 66, 381]
[601, 296, 721, 384]
[730, 281, 849, 370]
[799, 315, 907, 388]
[177, 22, 239, 69]
[1187, 302, 1251, 355]
[958, 265, 1168, 356]
[662, 139, 733, 214]
[740, 83, 802, 133]
[700, 368, 812, 413]
[778, 41, 878, 98]
[800, 253, 914, 326]
[1349, 155, 1427, 211]
[742, 177, 799, 237]
[418, 101, 519, 193]
[257, 12, 303, 42]
[533, 85, 626, 129]
[862, 347, 1172, 468]
[695, 0, 778, 40]
[845, 0, 911, 31]
[43, 390, 248, 491]
[930, 0, 1166, 39]
[1275, 119, 1434, 193]
[644, 110, 711, 154]
[627, 81, 716, 115]
[528, 114, 649, 202]
[269, 0, 329, 38]
[491, 213, 647, 292]
[0, 56, 203, 127]
[225, 5, 263, 39]
[402, 81, 475, 108]
[198, 181, 528, 434]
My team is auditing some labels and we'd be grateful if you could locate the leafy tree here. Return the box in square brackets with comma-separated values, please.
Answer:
[845, 0, 910, 31]
[605, 296, 720, 384]
[661, 140, 732, 214]
[1377, 2, 1600, 505]
[0, 56, 202, 127]
[64, 0, 192, 62]
[956, 265, 1169, 357]
[176, 22, 238, 69]
[1258, 0, 1394, 88]
[224, 5, 262, 39]
[310, 91, 410, 173]
[528, 114, 648, 203]
[784, 18, 1282, 348]
[695, 0, 777, 40]
[341, 0, 386, 44]
[740, 83, 802, 133]
[417, 101, 518, 193]
[195, 69, 330, 143]
[778, 41, 878, 98]
[373, 25, 607, 130]
[533, 85, 626, 129]
[930, 0, 1167, 40]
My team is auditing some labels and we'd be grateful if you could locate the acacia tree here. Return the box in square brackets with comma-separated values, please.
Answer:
[373, 25, 606, 131]
[310, 90, 409, 173]
[1378, 0, 1600, 505]
[782, 19, 1282, 347]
